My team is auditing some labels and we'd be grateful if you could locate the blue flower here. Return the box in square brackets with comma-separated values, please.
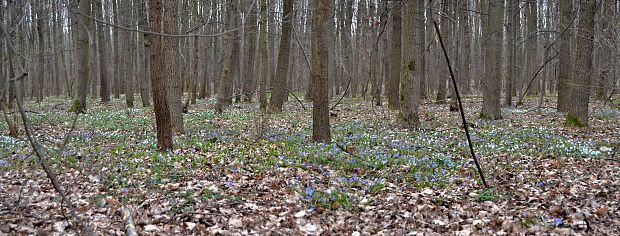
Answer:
[305, 187, 314, 196]
[225, 181, 233, 188]
[537, 182, 545, 187]
[549, 218, 563, 226]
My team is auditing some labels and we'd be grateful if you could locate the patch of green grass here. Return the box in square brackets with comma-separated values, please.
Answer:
[474, 189, 498, 202]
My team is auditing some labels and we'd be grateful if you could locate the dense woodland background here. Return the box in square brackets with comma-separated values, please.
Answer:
[1, 0, 619, 235]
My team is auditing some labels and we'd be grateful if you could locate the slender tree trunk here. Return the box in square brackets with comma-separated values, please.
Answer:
[71, 0, 91, 113]
[164, 0, 183, 133]
[215, 0, 239, 113]
[269, 0, 294, 113]
[387, 3, 402, 110]
[139, 0, 151, 107]
[242, 3, 258, 102]
[96, 0, 110, 103]
[312, 0, 330, 143]
[36, 12, 45, 103]
[504, 0, 516, 107]
[556, 0, 572, 112]
[258, 0, 269, 111]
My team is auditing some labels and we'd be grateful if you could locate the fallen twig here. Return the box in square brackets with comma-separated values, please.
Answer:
[122, 208, 138, 236]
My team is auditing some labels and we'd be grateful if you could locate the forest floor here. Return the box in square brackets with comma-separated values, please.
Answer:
[0, 96, 619, 235]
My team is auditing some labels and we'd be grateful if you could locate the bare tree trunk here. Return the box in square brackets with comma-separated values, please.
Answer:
[215, 0, 239, 113]
[164, 0, 183, 133]
[113, 0, 121, 99]
[556, 0, 572, 112]
[149, 0, 173, 151]
[480, 0, 503, 120]
[96, 0, 110, 103]
[71, 0, 91, 113]
[269, 0, 294, 113]
[36, 10, 45, 103]
[565, 0, 595, 127]
[242, 2, 258, 102]
[258, 0, 269, 111]
[398, 0, 423, 129]
[387, 2, 402, 110]
[139, 0, 151, 107]
[504, 0, 516, 107]
[312, 0, 330, 143]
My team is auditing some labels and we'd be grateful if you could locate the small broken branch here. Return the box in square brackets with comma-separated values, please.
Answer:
[122, 208, 138, 236]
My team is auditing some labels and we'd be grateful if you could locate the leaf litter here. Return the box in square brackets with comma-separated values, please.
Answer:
[0, 97, 618, 235]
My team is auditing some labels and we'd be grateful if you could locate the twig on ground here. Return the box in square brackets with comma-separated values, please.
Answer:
[121, 208, 138, 236]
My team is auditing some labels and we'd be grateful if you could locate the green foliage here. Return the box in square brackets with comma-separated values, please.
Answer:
[565, 113, 587, 127]
[407, 60, 416, 71]
[68, 99, 80, 113]
[474, 189, 498, 202]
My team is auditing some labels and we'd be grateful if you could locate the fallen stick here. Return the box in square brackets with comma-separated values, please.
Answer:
[122, 208, 138, 236]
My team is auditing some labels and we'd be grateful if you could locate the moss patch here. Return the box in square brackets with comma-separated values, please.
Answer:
[565, 113, 587, 127]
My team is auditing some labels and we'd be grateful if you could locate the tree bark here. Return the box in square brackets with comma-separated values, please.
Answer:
[165, 0, 183, 133]
[397, 0, 423, 129]
[96, 0, 110, 103]
[71, 0, 91, 114]
[556, 0, 572, 112]
[480, 0, 503, 120]
[215, 0, 239, 113]
[258, 0, 269, 111]
[149, 0, 173, 151]
[242, 3, 258, 102]
[312, 0, 330, 143]
[504, 0, 516, 107]
[387, 2, 402, 110]
[269, 0, 294, 113]
[565, 0, 595, 127]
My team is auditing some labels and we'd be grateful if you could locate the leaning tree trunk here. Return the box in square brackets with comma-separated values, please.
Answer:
[269, 0, 294, 113]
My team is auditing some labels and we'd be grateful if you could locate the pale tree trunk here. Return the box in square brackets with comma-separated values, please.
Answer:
[397, 0, 423, 129]
[269, 0, 294, 113]
[258, 0, 269, 111]
[387, 2, 401, 110]
[565, 0, 595, 127]
[164, 0, 183, 133]
[71, 0, 91, 114]
[480, 0, 503, 120]
[556, 0, 572, 112]
[312, 0, 330, 143]
[215, 0, 239, 113]
[149, 0, 173, 151]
